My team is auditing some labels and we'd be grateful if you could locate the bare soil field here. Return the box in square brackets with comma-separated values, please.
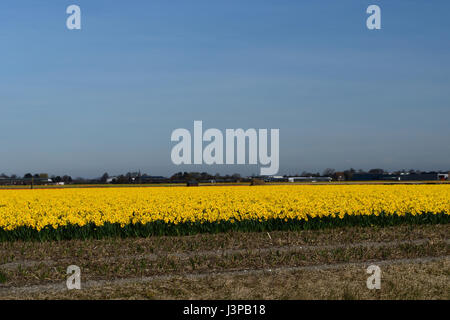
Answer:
[0, 224, 448, 299]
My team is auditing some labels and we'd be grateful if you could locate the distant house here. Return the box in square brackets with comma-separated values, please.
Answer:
[106, 177, 118, 183]
[334, 172, 345, 181]
[265, 176, 287, 182]
[288, 176, 332, 183]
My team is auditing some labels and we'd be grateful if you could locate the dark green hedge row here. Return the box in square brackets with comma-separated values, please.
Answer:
[0, 212, 448, 242]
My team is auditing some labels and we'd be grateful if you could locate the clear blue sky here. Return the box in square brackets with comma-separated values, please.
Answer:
[0, 0, 449, 178]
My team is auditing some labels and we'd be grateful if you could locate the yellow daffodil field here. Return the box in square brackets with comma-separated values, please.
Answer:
[0, 185, 449, 240]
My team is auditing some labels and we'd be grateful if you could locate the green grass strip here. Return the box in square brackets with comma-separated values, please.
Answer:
[0, 212, 448, 242]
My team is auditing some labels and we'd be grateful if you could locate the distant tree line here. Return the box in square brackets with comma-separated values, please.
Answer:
[0, 167, 448, 185]
[169, 172, 242, 182]
[97, 172, 244, 184]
